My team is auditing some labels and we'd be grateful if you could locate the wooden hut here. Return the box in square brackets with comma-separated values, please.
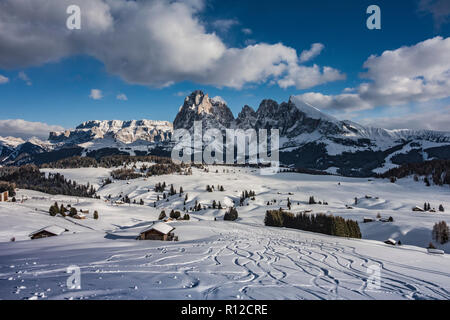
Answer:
[137, 223, 177, 241]
[29, 225, 68, 240]
[0, 191, 8, 202]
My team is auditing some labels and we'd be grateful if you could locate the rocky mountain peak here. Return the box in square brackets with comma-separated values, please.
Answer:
[173, 91, 234, 130]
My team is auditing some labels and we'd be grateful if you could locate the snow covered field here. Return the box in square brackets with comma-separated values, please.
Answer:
[0, 166, 449, 300]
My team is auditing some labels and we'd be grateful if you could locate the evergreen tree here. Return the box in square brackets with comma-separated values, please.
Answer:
[49, 204, 58, 216]
[69, 207, 77, 217]
[170, 210, 181, 219]
[93, 210, 99, 220]
[158, 210, 166, 220]
[224, 207, 238, 221]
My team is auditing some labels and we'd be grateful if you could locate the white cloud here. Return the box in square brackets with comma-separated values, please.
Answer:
[89, 89, 103, 100]
[0, 0, 343, 90]
[297, 36, 450, 111]
[299, 43, 325, 63]
[116, 93, 128, 101]
[212, 19, 239, 32]
[279, 64, 346, 90]
[242, 28, 252, 35]
[359, 105, 450, 131]
[18, 71, 31, 85]
[0, 119, 64, 140]
[0, 75, 9, 84]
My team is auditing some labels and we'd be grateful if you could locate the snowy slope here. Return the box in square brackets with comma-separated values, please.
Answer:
[0, 167, 449, 300]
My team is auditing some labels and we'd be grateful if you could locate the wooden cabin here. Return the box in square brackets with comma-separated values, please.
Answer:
[29, 225, 68, 240]
[363, 217, 374, 223]
[73, 213, 86, 220]
[412, 206, 424, 212]
[384, 238, 397, 246]
[0, 191, 8, 202]
[137, 222, 177, 241]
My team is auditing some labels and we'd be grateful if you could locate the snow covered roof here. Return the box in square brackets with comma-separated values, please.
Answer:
[29, 225, 67, 237]
[140, 222, 175, 235]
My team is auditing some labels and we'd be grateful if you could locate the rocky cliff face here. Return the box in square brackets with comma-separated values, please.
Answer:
[49, 120, 173, 145]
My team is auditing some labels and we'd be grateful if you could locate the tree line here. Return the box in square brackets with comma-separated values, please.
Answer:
[264, 209, 362, 239]
[0, 165, 97, 198]
[379, 159, 450, 186]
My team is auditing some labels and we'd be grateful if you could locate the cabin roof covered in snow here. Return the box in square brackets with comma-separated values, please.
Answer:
[29, 225, 67, 237]
[140, 222, 175, 235]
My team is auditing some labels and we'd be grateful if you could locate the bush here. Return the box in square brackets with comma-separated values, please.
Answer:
[224, 207, 238, 221]
[264, 209, 361, 239]
[93, 210, 99, 220]
[183, 214, 190, 220]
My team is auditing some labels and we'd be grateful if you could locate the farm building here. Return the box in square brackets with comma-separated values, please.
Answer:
[0, 191, 8, 202]
[137, 223, 177, 241]
[29, 225, 68, 240]
[363, 217, 374, 223]
[412, 206, 424, 212]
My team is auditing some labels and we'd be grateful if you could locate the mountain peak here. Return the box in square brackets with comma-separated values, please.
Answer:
[173, 90, 234, 130]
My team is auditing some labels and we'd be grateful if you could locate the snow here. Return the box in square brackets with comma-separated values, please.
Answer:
[0, 166, 449, 300]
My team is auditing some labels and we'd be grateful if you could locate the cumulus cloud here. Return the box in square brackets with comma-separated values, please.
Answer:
[0, 75, 9, 84]
[299, 43, 325, 63]
[89, 89, 103, 100]
[278, 65, 346, 90]
[0, 0, 343, 90]
[0, 119, 64, 140]
[18, 71, 32, 85]
[296, 36, 450, 111]
[116, 93, 128, 101]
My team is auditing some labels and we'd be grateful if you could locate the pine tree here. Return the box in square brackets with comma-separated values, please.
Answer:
[218, 201, 222, 209]
[439, 204, 445, 212]
[224, 207, 238, 221]
[93, 210, 99, 220]
[49, 204, 58, 216]
[158, 210, 166, 220]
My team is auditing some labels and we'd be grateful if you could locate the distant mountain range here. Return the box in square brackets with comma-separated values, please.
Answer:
[2, 90, 450, 176]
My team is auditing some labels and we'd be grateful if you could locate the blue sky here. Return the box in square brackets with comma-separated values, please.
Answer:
[0, 0, 449, 138]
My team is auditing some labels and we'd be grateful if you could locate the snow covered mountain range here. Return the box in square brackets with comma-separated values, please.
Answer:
[2, 90, 450, 176]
